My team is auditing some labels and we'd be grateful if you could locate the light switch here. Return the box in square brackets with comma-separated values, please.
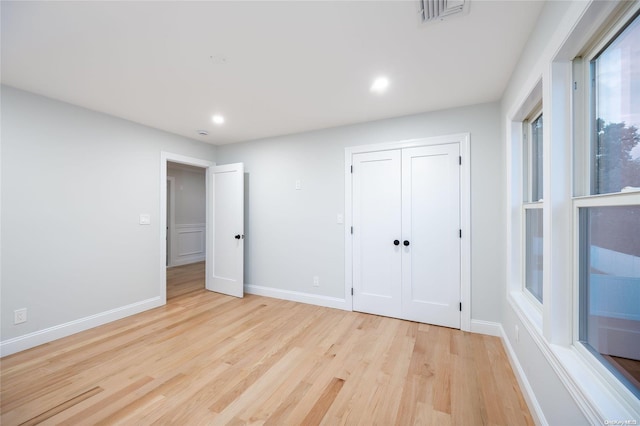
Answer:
[139, 214, 151, 225]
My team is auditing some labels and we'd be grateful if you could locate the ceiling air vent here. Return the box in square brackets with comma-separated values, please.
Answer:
[418, 0, 469, 24]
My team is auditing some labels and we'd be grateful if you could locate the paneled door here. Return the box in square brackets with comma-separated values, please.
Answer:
[206, 163, 244, 298]
[352, 150, 402, 318]
[401, 144, 460, 328]
[352, 143, 461, 328]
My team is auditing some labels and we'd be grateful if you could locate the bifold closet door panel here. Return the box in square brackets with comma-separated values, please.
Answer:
[352, 150, 402, 318]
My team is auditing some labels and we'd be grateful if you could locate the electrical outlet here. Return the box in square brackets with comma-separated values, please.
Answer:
[313, 276, 320, 287]
[14, 308, 27, 325]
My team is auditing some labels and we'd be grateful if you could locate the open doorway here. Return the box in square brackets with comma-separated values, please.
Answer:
[160, 153, 213, 305]
[166, 161, 207, 299]
[160, 152, 245, 305]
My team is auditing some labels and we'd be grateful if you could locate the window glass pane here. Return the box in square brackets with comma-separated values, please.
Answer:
[593, 14, 640, 194]
[580, 205, 640, 397]
[531, 114, 543, 202]
[525, 208, 543, 302]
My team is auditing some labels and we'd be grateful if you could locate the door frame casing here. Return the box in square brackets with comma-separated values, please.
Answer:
[344, 133, 471, 331]
[160, 152, 214, 305]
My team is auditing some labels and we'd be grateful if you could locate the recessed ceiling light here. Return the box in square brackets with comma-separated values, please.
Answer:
[370, 76, 389, 94]
[212, 114, 225, 125]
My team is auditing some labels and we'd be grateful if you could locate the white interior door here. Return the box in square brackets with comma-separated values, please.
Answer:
[207, 163, 244, 298]
[401, 144, 460, 328]
[352, 150, 402, 318]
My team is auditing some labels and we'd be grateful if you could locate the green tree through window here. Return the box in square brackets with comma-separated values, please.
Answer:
[595, 119, 640, 194]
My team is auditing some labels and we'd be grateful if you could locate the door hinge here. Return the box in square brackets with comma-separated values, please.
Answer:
[459, 302, 462, 312]
[351, 226, 353, 235]
[459, 156, 462, 165]
[574, 81, 578, 90]
[459, 229, 462, 238]
[350, 165, 353, 173]
[351, 288, 354, 296]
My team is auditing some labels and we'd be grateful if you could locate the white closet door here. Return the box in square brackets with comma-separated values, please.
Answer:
[206, 163, 244, 298]
[401, 144, 460, 328]
[352, 150, 402, 318]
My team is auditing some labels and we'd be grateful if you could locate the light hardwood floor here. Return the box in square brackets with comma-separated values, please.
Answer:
[1, 262, 533, 425]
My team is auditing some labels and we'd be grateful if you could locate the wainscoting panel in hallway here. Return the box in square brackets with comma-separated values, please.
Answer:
[1, 262, 533, 425]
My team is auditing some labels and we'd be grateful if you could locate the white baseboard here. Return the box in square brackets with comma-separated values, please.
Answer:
[499, 323, 548, 426]
[169, 255, 205, 267]
[244, 284, 350, 311]
[0, 297, 163, 357]
[470, 319, 502, 336]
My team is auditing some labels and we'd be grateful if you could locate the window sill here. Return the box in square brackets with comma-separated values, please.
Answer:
[509, 290, 543, 333]
[550, 344, 640, 423]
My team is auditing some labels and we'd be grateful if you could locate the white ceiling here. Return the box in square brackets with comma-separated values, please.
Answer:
[1, 1, 544, 145]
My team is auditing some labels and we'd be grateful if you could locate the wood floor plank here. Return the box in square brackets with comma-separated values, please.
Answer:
[302, 377, 345, 425]
[18, 385, 103, 426]
[263, 380, 313, 426]
[0, 262, 534, 426]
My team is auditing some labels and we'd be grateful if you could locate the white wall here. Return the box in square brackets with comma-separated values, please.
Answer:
[1, 86, 217, 351]
[167, 163, 206, 225]
[217, 102, 503, 323]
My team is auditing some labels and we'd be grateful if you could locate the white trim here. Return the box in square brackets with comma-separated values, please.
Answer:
[344, 133, 471, 331]
[171, 257, 206, 267]
[459, 134, 471, 332]
[244, 284, 349, 311]
[347, 132, 470, 154]
[499, 322, 549, 426]
[175, 223, 206, 229]
[160, 152, 214, 306]
[344, 149, 354, 308]
[0, 297, 163, 357]
[469, 319, 502, 337]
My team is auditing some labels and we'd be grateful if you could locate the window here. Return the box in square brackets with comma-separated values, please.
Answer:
[529, 113, 544, 202]
[575, 9, 640, 399]
[524, 108, 544, 303]
[591, 13, 640, 195]
[578, 205, 640, 398]
[525, 208, 543, 302]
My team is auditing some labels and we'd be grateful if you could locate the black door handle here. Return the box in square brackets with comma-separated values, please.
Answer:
[403, 240, 410, 246]
[393, 240, 400, 246]
[234, 234, 241, 240]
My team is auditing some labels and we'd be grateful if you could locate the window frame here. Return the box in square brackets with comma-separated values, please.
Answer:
[572, 1, 640, 407]
[523, 104, 545, 308]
